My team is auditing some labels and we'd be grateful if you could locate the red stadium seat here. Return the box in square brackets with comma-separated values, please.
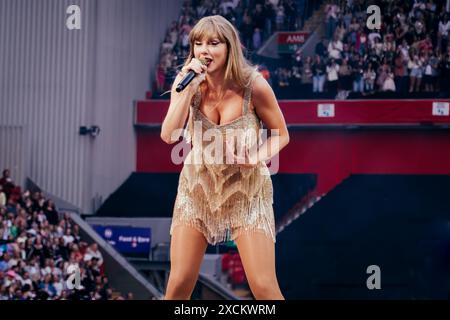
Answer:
[221, 252, 233, 272]
[230, 266, 246, 285]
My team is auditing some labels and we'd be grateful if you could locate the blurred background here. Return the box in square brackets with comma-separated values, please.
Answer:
[0, 0, 450, 300]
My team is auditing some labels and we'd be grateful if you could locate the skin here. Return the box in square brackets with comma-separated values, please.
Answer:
[163, 33, 288, 300]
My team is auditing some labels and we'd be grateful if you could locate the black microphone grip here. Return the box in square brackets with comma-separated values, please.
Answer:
[175, 70, 197, 93]
[175, 58, 207, 93]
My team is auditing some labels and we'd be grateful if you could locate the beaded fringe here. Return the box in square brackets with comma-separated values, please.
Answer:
[170, 71, 275, 245]
[170, 169, 275, 245]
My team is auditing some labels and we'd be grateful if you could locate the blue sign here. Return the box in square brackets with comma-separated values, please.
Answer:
[92, 225, 151, 255]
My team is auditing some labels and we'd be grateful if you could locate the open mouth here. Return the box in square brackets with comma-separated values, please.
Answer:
[204, 58, 213, 66]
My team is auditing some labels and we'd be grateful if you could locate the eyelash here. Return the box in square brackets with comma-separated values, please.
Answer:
[195, 42, 219, 46]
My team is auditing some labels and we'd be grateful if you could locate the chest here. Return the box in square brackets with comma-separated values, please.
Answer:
[198, 88, 251, 126]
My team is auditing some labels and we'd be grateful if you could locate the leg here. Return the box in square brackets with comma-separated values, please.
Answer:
[409, 76, 415, 92]
[416, 77, 422, 92]
[164, 225, 208, 300]
[313, 76, 318, 92]
[318, 75, 325, 92]
[359, 78, 364, 92]
[234, 231, 284, 300]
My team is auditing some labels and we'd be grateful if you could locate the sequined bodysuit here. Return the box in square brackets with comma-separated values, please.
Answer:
[170, 72, 275, 245]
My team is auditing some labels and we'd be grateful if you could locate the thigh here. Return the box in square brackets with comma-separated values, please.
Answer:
[234, 231, 278, 281]
[170, 225, 208, 276]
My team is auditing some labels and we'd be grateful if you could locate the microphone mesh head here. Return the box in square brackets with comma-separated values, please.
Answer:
[199, 58, 207, 65]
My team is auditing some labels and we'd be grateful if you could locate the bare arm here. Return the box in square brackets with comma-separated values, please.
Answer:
[160, 59, 207, 144]
[251, 75, 290, 162]
[160, 73, 196, 144]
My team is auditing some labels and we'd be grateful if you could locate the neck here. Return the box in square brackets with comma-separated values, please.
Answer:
[205, 68, 227, 93]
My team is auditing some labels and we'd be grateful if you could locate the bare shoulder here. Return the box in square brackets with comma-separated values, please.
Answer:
[248, 73, 287, 132]
[252, 74, 272, 97]
[250, 74, 277, 111]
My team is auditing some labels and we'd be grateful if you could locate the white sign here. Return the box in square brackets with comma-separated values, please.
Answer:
[432, 102, 449, 116]
[318, 104, 335, 117]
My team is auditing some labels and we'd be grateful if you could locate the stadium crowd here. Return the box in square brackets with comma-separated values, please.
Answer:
[273, 0, 450, 97]
[0, 168, 131, 300]
[152, 0, 450, 99]
[153, 0, 319, 96]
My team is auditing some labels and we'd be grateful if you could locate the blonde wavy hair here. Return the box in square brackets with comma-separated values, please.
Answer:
[184, 15, 257, 89]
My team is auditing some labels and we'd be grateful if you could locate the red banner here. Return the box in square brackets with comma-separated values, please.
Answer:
[277, 32, 309, 45]
[277, 32, 309, 54]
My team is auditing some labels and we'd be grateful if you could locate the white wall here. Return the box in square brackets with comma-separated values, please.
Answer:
[0, 0, 181, 212]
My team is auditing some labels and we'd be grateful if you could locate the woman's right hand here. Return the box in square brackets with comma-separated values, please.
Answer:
[178, 58, 207, 93]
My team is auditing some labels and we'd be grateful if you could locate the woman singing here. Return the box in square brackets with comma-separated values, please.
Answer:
[160, 15, 289, 300]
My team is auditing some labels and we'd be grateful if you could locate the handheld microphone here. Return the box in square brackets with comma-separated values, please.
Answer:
[176, 58, 207, 92]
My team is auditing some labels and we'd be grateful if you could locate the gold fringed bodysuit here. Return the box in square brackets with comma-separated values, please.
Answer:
[170, 72, 276, 245]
